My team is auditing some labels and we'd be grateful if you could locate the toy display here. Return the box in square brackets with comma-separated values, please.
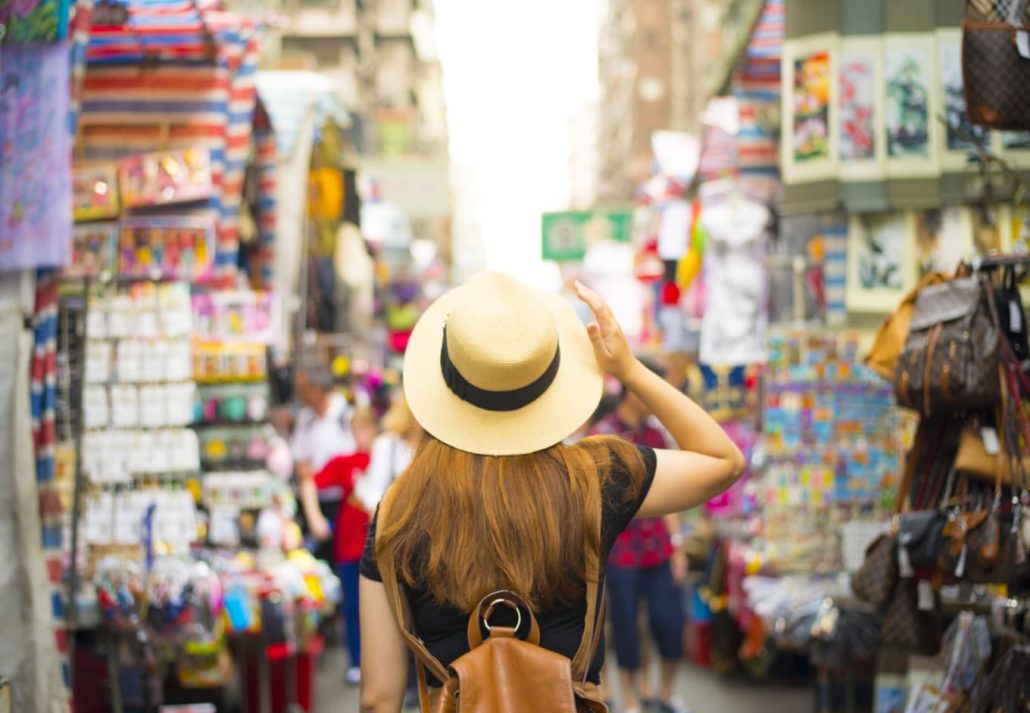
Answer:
[194, 383, 270, 426]
[118, 215, 216, 281]
[119, 149, 214, 209]
[192, 290, 277, 344]
[69, 223, 118, 277]
[73, 164, 121, 222]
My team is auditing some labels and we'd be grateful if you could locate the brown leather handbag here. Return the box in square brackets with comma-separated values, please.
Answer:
[865, 272, 948, 382]
[962, 0, 1030, 130]
[895, 276, 999, 416]
[376, 493, 608, 713]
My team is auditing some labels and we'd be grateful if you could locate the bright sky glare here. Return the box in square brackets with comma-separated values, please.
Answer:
[434, 0, 601, 284]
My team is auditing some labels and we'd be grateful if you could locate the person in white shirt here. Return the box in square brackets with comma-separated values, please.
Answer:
[354, 392, 422, 513]
[292, 365, 355, 549]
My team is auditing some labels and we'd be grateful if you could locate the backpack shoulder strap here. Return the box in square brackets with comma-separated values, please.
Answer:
[375, 492, 450, 686]
[568, 450, 607, 683]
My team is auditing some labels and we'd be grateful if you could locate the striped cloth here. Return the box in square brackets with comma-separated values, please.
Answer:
[252, 99, 277, 289]
[822, 220, 848, 326]
[30, 274, 72, 699]
[80, 0, 261, 281]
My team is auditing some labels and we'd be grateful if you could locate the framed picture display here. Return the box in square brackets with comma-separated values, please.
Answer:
[838, 37, 885, 180]
[935, 29, 995, 171]
[845, 211, 917, 313]
[883, 34, 940, 178]
[781, 34, 839, 185]
[914, 207, 974, 278]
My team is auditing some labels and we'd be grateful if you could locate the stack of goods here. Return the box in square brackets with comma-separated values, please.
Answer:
[853, 258, 1030, 697]
[80, 282, 201, 565]
[759, 331, 912, 572]
[71, 151, 218, 282]
[191, 290, 279, 548]
[87, 550, 338, 708]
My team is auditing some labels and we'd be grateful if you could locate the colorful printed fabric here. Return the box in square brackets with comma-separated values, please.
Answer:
[589, 412, 673, 569]
[0, 0, 72, 43]
[30, 274, 71, 697]
[0, 42, 74, 272]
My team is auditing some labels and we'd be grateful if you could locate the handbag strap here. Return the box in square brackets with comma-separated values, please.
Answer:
[374, 494, 451, 689]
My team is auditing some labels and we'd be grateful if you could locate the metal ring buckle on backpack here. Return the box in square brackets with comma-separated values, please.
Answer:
[482, 598, 522, 632]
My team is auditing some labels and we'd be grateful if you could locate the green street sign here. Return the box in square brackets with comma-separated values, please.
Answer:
[541, 210, 633, 262]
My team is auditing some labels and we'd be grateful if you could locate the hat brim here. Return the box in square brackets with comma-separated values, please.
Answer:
[403, 284, 603, 456]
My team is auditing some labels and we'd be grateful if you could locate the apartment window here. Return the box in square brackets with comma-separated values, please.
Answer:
[281, 37, 343, 67]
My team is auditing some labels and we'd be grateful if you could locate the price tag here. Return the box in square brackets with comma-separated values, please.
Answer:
[981, 427, 1000, 456]
[1011, 300, 1022, 332]
[1017, 30, 1030, 60]
[917, 580, 935, 611]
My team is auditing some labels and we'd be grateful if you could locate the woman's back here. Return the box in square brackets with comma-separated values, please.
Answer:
[360, 436, 655, 683]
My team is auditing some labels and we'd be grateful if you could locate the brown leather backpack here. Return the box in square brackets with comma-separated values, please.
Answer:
[376, 493, 608, 713]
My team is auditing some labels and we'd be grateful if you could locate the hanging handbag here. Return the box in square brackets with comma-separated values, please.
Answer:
[898, 510, 948, 570]
[852, 532, 899, 607]
[962, 0, 1030, 131]
[866, 271, 949, 382]
[896, 275, 1000, 416]
[993, 265, 1030, 370]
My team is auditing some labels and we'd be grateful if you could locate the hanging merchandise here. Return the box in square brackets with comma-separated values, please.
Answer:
[0, 42, 73, 272]
[699, 188, 770, 366]
[70, 223, 118, 278]
[118, 215, 217, 281]
[962, 0, 1030, 131]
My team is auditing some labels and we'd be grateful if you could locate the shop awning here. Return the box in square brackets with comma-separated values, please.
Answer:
[254, 71, 352, 160]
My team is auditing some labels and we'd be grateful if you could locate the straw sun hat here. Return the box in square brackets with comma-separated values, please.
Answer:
[402, 271, 603, 456]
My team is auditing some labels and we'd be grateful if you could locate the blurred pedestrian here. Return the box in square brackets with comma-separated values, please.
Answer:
[312, 406, 379, 685]
[293, 364, 355, 562]
[590, 358, 689, 713]
[358, 273, 743, 711]
[354, 391, 423, 514]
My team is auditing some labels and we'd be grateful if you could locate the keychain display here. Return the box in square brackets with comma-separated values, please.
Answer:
[201, 471, 273, 511]
[83, 428, 200, 482]
[197, 425, 273, 469]
[119, 215, 216, 281]
[119, 148, 214, 209]
[69, 223, 118, 277]
[194, 383, 269, 425]
[73, 163, 121, 221]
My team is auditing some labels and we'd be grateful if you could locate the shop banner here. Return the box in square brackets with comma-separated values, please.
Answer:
[0, 42, 72, 273]
[541, 210, 632, 262]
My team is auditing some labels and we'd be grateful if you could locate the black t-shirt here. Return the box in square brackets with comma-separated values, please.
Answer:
[359, 444, 657, 685]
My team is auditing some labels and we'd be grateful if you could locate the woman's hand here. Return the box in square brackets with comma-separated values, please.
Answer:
[575, 281, 638, 381]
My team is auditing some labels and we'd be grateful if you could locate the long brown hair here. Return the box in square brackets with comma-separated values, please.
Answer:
[375, 435, 645, 612]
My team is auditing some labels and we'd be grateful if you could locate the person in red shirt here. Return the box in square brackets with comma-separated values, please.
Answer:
[313, 407, 378, 685]
[589, 359, 688, 713]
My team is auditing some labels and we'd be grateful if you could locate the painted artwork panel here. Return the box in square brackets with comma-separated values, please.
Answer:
[839, 52, 877, 161]
[885, 46, 931, 158]
[792, 51, 832, 163]
[915, 208, 973, 277]
[939, 39, 989, 152]
[0, 0, 71, 42]
[845, 212, 915, 312]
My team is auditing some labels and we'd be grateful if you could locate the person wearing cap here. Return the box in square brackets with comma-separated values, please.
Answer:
[358, 273, 745, 712]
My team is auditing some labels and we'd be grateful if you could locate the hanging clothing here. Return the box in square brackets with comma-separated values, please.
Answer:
[699, 197, 770, 366]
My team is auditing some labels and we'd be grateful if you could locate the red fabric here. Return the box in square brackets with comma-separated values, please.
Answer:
[314, 453, 371, 564]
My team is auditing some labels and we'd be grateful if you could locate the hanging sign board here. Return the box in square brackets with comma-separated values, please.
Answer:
[541, 210, 632, 262]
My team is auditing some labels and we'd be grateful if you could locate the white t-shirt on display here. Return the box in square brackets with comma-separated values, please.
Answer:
[291, 392, 355, 476]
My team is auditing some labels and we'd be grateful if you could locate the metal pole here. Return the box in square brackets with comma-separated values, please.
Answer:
[65, 275, 91, 694]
